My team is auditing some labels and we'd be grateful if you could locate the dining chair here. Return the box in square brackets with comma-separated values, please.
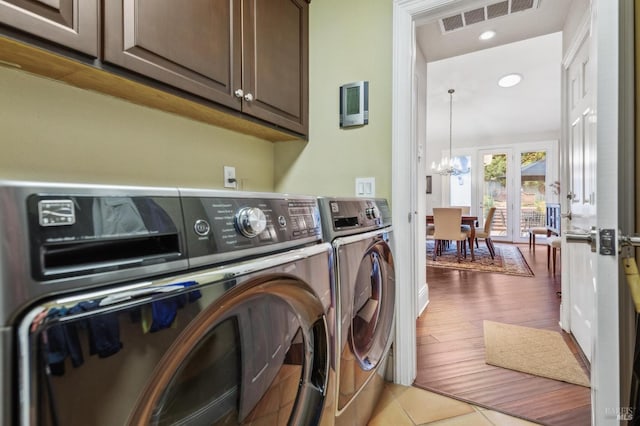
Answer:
[447, 206, 472, 236]
[527, 226, 547, 251]
[426, 218, 435, 255]
[474, 207, 496, 259]
[426, 217, 435, 237]
[449, 205, 471, 215]
[547, 236, 561, 275]
[432, 207, 469, 262]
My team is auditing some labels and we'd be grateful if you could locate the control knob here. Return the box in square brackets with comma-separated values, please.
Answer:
[235, 207, 267, 238]
[365, 206, 380, 220]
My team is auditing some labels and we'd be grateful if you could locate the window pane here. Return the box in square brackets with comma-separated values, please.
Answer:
[520, 151, 547, 238]
[449, 155, 471, 209]
[482, 153, 507, 237]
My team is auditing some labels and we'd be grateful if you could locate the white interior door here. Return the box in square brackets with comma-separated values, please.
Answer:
[563, 30, 595, 362]
[561, 2, 622, 423]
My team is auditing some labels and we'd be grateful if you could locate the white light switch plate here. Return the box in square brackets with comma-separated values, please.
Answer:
[355, 177, 375, 197]
[224, 166, 237, 188]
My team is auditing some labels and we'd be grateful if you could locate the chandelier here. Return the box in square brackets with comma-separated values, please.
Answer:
[431, 89, 467, 176]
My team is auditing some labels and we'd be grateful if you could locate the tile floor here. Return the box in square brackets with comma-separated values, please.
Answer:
[368, 383, 541, 425]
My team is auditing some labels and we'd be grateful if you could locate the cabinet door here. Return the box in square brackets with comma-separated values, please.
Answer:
[104, 0, 242, 110]
[0, 0, 98, 56]
[242, 0, 308, 135]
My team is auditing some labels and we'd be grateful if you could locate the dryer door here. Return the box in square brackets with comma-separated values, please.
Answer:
[20, 275, 330, 426]
[335, 231, 395, 409]
[129, 277, 329, 425]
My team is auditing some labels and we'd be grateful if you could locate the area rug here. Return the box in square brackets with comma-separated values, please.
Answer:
[426, 242, 534, 277]
[483, 320, 590, 387]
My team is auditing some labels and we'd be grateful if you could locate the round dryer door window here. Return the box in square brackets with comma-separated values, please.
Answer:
[128, 278, 329, 426]
[349, 240, 395, 370]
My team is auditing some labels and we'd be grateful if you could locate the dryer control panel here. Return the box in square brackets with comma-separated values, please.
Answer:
[317, 197, 392, 241]
[181, 194, 322, 265]
[25, 192, 186, 282]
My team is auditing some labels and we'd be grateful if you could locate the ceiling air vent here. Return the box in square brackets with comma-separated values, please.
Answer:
[464, 8, 486, 26]
[486, 1, 509, 19]
[511, 0, 534, 13]
[439, 0, 540, 34]
[442, 14, 464, 32]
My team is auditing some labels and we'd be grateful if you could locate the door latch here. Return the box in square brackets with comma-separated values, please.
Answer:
[599, 229, 615, 255]
[566, 229, 640, 255]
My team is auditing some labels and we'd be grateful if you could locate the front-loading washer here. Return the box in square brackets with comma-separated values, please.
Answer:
[317, 197, 395, 426]
[0, 181, 335, 426]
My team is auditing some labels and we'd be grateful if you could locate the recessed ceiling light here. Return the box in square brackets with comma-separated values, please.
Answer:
[479, 30, 496, 41]
[498, 73, 523, 88]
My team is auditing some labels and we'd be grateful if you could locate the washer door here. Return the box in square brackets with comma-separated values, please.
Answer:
[129, 277, 328, 425]
[337, 234, 395, 410]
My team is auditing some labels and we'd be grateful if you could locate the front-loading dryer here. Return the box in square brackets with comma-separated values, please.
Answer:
[0, 182, 335, 426]
[318, 197, 395, 426]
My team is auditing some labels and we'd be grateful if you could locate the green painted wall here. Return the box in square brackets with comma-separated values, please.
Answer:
[0, 66, 274, 191]
[274, 0, 393, 201]
[0, 0, 393, 197]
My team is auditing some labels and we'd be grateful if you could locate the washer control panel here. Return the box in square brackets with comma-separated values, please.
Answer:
[326, 199, 387, 230]
[181, 195, 322, 260]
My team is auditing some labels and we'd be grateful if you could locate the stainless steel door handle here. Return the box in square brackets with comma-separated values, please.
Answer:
[565, 226, 597, 252]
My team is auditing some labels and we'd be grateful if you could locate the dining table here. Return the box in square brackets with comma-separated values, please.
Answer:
[426, 215, 478, 261]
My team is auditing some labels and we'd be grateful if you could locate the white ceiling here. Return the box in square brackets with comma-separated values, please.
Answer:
[417, 0, 574, 147]
[416, 0, 573, 62]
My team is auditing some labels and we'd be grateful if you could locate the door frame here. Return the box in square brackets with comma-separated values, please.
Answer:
[392, 0, 623, 423]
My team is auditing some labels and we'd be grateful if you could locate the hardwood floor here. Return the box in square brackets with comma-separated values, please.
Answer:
[415, 242, 591, 426]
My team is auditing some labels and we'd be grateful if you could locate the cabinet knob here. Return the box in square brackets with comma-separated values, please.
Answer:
[234, 89, 244, 98]
[244, 93, 254, 102]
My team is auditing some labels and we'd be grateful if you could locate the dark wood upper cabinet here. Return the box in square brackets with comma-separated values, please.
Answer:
[103, 0, 308, 136]
[0, 0, 98, 56]
[242, 0, 308, 135]
[103, 0, 242, 110]
[0, 0, 309, 138]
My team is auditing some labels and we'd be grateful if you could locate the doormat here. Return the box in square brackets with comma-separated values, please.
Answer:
[426, 242, 534, 277]
[483, 320, 590, 387]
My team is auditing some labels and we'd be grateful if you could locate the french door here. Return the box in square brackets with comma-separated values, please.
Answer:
[477, 142, 557, 243]
[478, 148, 513, 242]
